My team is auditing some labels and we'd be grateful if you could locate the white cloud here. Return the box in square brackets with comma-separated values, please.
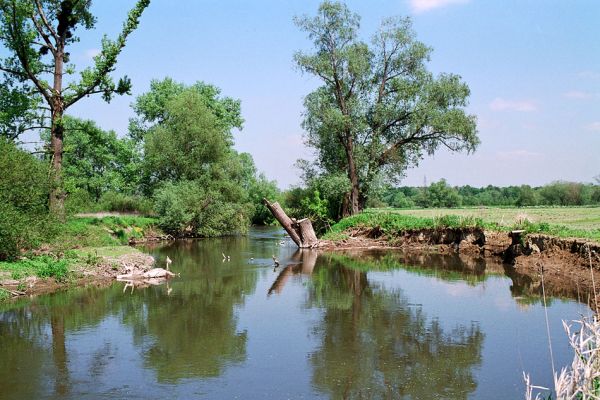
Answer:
[84, 48, 101, 60]
[409, 0, 469, 13]
[585, 121, 600, 132]
[489, 97, 537, 112]
[564, 90, 592, 99]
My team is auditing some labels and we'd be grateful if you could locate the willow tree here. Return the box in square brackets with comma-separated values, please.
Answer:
[295, 1, 479, 216]
[0, 0, 150, 216]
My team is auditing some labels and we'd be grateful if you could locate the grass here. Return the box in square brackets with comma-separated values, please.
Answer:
[47, 215, 158, 251]
[0, 255, 71, 282]
[323, 208, 600, 243]
[370, 206, 600, 231]
[0, 216, 160, 294]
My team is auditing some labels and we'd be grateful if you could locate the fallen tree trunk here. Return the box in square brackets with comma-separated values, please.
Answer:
[263, 199, 319, 248]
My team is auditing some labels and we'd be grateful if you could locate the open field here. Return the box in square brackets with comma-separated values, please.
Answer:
[368, 206, 600, 231]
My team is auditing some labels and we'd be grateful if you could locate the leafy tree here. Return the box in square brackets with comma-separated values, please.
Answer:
[0, 0, 150, 215]
[516, 185, 537, 207]
[59, 117, 141, 203]
[129, 77, 243, 143]
[248, 172, 281, 225]
[415, 179, 462, 208]
[135, 82, 252, 236]
[294, 1, 478, 216]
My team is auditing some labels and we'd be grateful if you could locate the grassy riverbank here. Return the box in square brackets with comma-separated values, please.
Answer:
[0, 216, 162, 299]
[323, 207, 600, 243]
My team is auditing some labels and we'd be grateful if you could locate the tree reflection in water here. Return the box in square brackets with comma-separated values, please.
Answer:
[306, 257, 484, 400]
[126, 239, 258, 383]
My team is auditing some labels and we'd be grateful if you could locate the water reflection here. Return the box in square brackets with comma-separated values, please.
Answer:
[304, 256, 484, 399]
[126, 238, 258, 382]
[0, 228, 592, 399]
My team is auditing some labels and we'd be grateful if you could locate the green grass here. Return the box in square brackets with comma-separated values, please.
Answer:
[0, 255, 72, 282]
[47, 215, 159, 251]
[370, 206, 600, 230]
[324, 208, 600, 242]
[0, 216, 160, 291]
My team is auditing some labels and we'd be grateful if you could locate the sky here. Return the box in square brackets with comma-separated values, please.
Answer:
[64, 0, 600, 188]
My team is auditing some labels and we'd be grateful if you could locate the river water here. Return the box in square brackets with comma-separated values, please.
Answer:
[0, 227, 593, 399]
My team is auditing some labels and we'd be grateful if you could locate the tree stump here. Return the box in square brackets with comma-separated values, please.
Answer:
[263, 199, 319, 248]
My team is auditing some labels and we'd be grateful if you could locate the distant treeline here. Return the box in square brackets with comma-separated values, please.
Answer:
[377, 179, 600, 209]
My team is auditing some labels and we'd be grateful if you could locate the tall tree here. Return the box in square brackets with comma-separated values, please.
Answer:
[0, 0, 150, 216]
[295, 1, 479, 216]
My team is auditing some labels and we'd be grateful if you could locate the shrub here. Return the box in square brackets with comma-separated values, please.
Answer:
[98, 191, 154, 215]
[153, 181, 250, 237]
[0, 140, 50, 260]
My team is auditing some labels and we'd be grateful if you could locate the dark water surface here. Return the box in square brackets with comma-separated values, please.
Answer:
[0, 227, 593, 399]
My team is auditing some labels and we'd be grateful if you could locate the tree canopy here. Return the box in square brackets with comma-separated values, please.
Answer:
[295, 1, 478, 216]
[0, 0, 150, 215]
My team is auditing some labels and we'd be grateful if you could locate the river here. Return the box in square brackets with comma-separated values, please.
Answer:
[0, 227, 593, 399]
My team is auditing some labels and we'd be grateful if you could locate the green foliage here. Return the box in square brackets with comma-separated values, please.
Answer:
[300, 189, 334, 233]
[377, 180, 600, 208]
[0, 140, 50, 260]
[154, 181, 250, 237]
[0, 0, 150, 109]
[131, 79, 255, 236]
[55, 116, 142, 207]
[324, 210, 489, 239]
[415, 179, 462, 208]
[248, 173, 281, 225]
[538, 181, 593, 206]
[295, 2, 478, 213]
[97, 192, 153, 215]
[0, 79, 42, 141]
[129, 77, 243, 144]
[0, 255, 70, 282]
[0, 0, 150, 214]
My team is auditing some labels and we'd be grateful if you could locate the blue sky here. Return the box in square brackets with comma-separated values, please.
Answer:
[66, 0, 600, 188]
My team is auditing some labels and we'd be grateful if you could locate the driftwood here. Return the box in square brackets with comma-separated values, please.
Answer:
[263, 199, 319, 248]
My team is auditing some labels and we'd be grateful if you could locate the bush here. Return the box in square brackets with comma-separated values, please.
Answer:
[153, 181, 250, 237]
[98, 192, 154, 215]
[0, 140, 50, 260]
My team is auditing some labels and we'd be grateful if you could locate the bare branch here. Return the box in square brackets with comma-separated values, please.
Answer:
[7, 5, 51, 104]
[34, 0, 58, 42]
[30, 14, 57, 55]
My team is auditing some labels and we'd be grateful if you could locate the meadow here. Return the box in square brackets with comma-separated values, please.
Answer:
[369, 206, 600, 231]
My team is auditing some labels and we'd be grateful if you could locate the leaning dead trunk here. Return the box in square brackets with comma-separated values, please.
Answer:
[263, 199, 319, 248]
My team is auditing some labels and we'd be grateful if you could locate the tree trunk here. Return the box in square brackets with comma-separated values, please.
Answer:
[297, 218, 319, 248]
[49, 49, 65, 217]
[343, 143, 361, 216]
[263, 199, 319, 248]
[263, 199, 303, 246]
[49, 109, 65, 217]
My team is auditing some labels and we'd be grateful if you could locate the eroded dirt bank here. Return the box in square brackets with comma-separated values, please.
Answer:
[320, 227, 600, 307]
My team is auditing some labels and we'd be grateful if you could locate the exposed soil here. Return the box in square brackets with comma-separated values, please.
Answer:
[319, 227, 600, 309]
